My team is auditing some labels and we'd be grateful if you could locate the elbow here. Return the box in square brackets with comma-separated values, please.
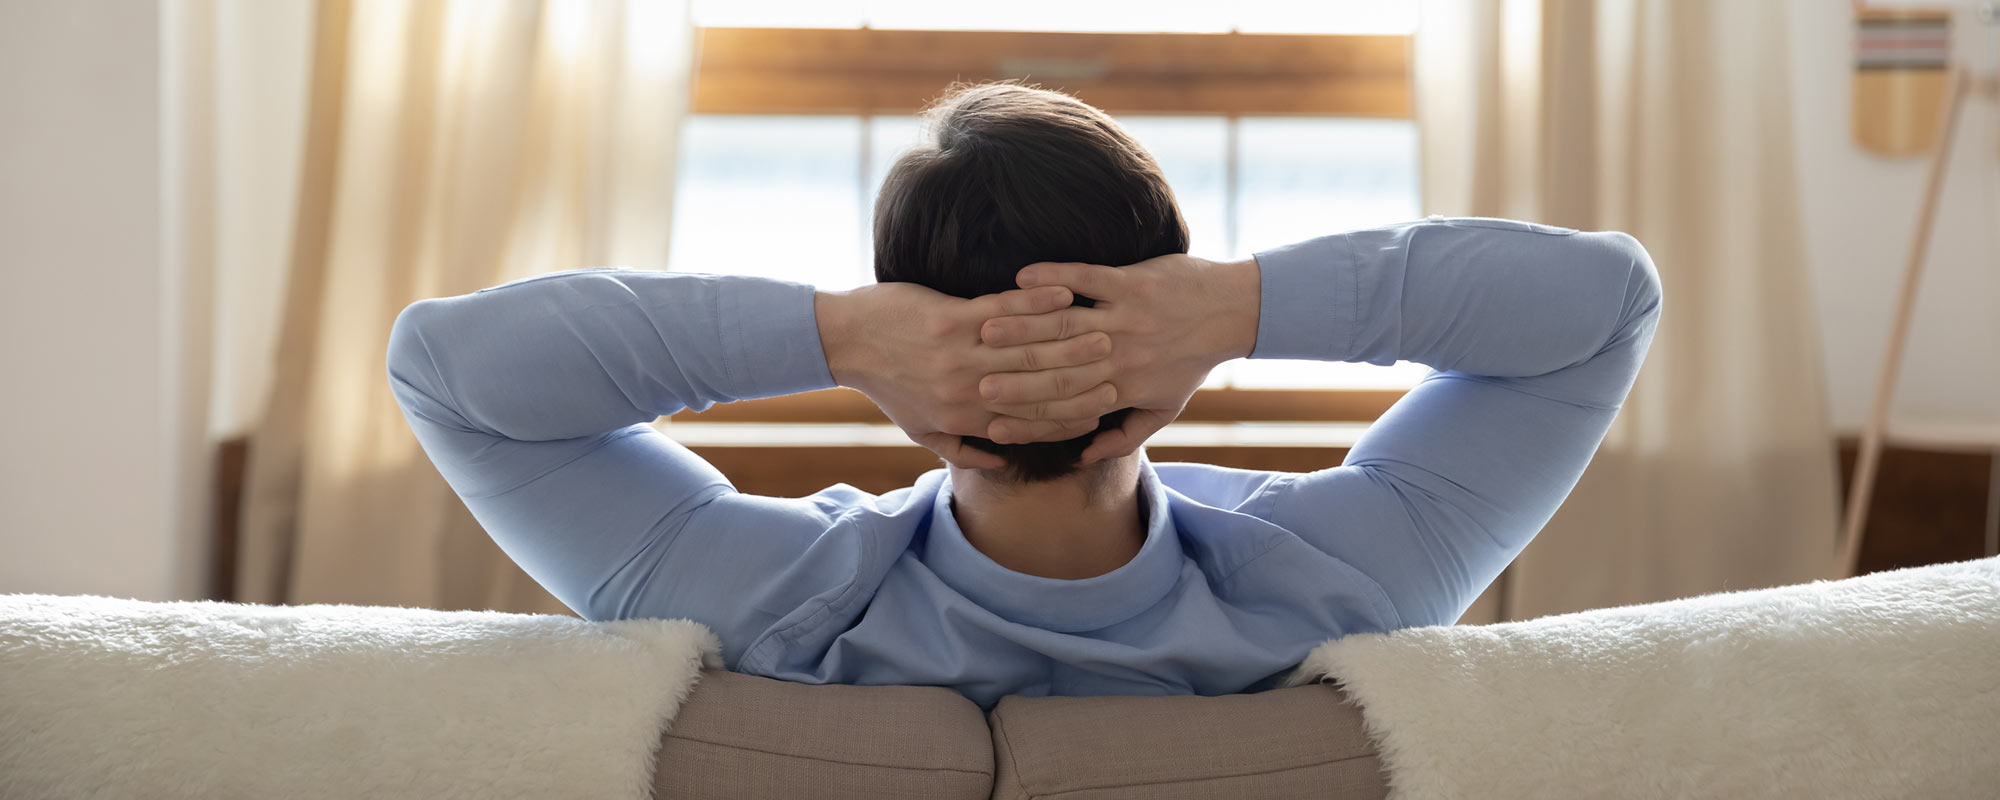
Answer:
[386, 299, 448, 380]
[1599, 230, 1663, 324]
[385, 299, 462, 414]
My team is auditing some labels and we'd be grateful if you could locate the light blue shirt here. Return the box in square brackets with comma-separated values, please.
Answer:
[387, 218, 1661, 708]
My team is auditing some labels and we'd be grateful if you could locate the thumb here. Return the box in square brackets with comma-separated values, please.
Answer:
[911, 431, 1008, 471]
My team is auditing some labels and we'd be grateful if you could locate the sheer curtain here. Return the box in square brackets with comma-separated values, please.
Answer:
[1420, 0, 1843, 622]
[236, 0, 694, 612]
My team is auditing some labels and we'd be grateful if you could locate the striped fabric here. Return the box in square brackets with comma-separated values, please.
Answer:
[1856, 14, 1951, 71]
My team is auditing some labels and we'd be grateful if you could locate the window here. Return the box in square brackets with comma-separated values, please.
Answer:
[671, 5, 1425, 406]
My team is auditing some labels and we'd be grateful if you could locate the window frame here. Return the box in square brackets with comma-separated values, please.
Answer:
[682, 26, 1415, 425]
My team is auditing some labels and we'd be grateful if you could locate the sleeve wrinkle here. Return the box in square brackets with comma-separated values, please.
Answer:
[396, 318, 479, 435]
[715, 282, 742, 390]
[1343, 230, 1363, 359]
[1344, 461, 1510, 550]
[754, 517, 875, 658]
[590, 479, 737, 620]
[644, 309, 717, 414]
[387, 373, 479, 435]
[1423, 371, 1628, 411]
[461, 427, 713, 500]
[1212, 536, 1292, 587]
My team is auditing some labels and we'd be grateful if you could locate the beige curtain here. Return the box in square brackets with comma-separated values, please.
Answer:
[1423, 0, 1844, 622]
[237, 0, 695, 612]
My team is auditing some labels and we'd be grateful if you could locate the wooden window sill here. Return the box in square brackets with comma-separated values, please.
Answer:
[668, 387, 1402, 425]
[658, 421, 1367, 449]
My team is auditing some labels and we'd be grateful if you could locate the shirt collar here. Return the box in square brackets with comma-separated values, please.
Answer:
[922, 457, 1183, 632]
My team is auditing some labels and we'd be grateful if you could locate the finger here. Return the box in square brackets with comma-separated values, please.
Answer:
[910, 431, 1007, 470]
[986, 381, 1120, 422]
[980, 331, 1111, 374]
[970, 285, 1073, 320]
[1078, 409, 1172, 464]
[979, 361, 1118, 406]
[985, 415, 1102, 446]
[980, 307, 1103, 348]
[1016, 262, 1127, 300]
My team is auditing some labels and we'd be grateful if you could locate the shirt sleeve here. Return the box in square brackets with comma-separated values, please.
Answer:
[1247, 218, 1663, 628]
[385, 268, 862, 667]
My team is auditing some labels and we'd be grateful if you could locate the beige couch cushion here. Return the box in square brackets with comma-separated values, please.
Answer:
[654, 670, 994, 799]
[987, 684, 1386, 800]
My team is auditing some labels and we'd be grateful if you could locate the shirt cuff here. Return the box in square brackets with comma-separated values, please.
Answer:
[719, 277, 838, 401]
[1250, 234, 1353, 361]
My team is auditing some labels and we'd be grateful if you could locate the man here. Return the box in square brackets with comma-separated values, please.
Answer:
[387, 84, 1661, 708]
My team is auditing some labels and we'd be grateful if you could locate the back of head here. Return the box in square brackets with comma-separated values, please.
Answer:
[872, 83, 1190, 482]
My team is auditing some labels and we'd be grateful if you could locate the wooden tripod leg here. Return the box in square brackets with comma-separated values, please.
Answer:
[1838, 68, 1972, 578]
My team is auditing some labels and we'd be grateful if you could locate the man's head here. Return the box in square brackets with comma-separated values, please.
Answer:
[873, 83, 1189, 482]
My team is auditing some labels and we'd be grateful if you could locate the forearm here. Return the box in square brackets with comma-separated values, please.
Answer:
[1250, 218, 1662, 406]
[386, 269, 834, 442]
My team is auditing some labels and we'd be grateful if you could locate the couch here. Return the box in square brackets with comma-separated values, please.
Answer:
[7, 557, 1995, 799]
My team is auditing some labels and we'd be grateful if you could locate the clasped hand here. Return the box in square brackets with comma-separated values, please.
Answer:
[819, 254, 1259, 470]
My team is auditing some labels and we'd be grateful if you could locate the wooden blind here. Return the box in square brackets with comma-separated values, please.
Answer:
[692, 27, 1411, 117]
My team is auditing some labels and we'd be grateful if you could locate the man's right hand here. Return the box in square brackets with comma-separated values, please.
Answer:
[817, 281, 1123, 469]
[977, 254, 1262, 463]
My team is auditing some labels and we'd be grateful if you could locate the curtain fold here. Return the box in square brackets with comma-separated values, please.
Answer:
[1420, 0, 1843, 622]
[237, 0, 695, 611]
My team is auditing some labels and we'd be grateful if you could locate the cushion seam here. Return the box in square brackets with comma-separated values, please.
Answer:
[663, 732, 993, 777]
[993, 708, 1032, 799]
[1025, 752, 1382, 799]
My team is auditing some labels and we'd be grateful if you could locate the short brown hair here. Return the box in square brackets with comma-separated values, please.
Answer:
[873, 83, 1190, 481]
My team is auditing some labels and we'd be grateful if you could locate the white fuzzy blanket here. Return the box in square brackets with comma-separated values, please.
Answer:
[1286, 556, 2000, 799]
[0, 595, 720, 800]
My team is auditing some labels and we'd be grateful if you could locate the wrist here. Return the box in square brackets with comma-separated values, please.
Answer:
[1200, 256, 1261, 365]
[815, 289, 874, 389]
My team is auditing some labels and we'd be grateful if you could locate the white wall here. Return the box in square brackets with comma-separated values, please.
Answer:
[0, 0, 317, 602]
[1791, 1, 2000, 438]
[0, 0, 183, 598]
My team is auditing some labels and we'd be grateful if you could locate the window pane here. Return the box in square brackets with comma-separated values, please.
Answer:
[1229, 117, 1423, 389]
[861, 116, 924, 274]
[1232, 0, 1418, 34]
[866, 116, 923, 192]
[692, 0, 1418, 34]
[669, 115, 869, 289]
[670, 113, 1429, 390]
[863, 0, 1231, 32]
[860, 115, 1231, 278]
[690, 0, 866, 29]
[1235, 117, 1419, 255]
[1116, 117, 1229, 258]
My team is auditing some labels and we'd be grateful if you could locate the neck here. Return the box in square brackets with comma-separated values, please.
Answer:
[947, 455, 1147, 581]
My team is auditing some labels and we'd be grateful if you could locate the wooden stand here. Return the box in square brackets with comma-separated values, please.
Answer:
[1837, 67, 1975, 578]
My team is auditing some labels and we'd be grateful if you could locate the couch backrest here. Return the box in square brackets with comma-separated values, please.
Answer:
[987, 684, 1385, 799]
[655, 670, 994, 799]
[655, 671, 1387, 800]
